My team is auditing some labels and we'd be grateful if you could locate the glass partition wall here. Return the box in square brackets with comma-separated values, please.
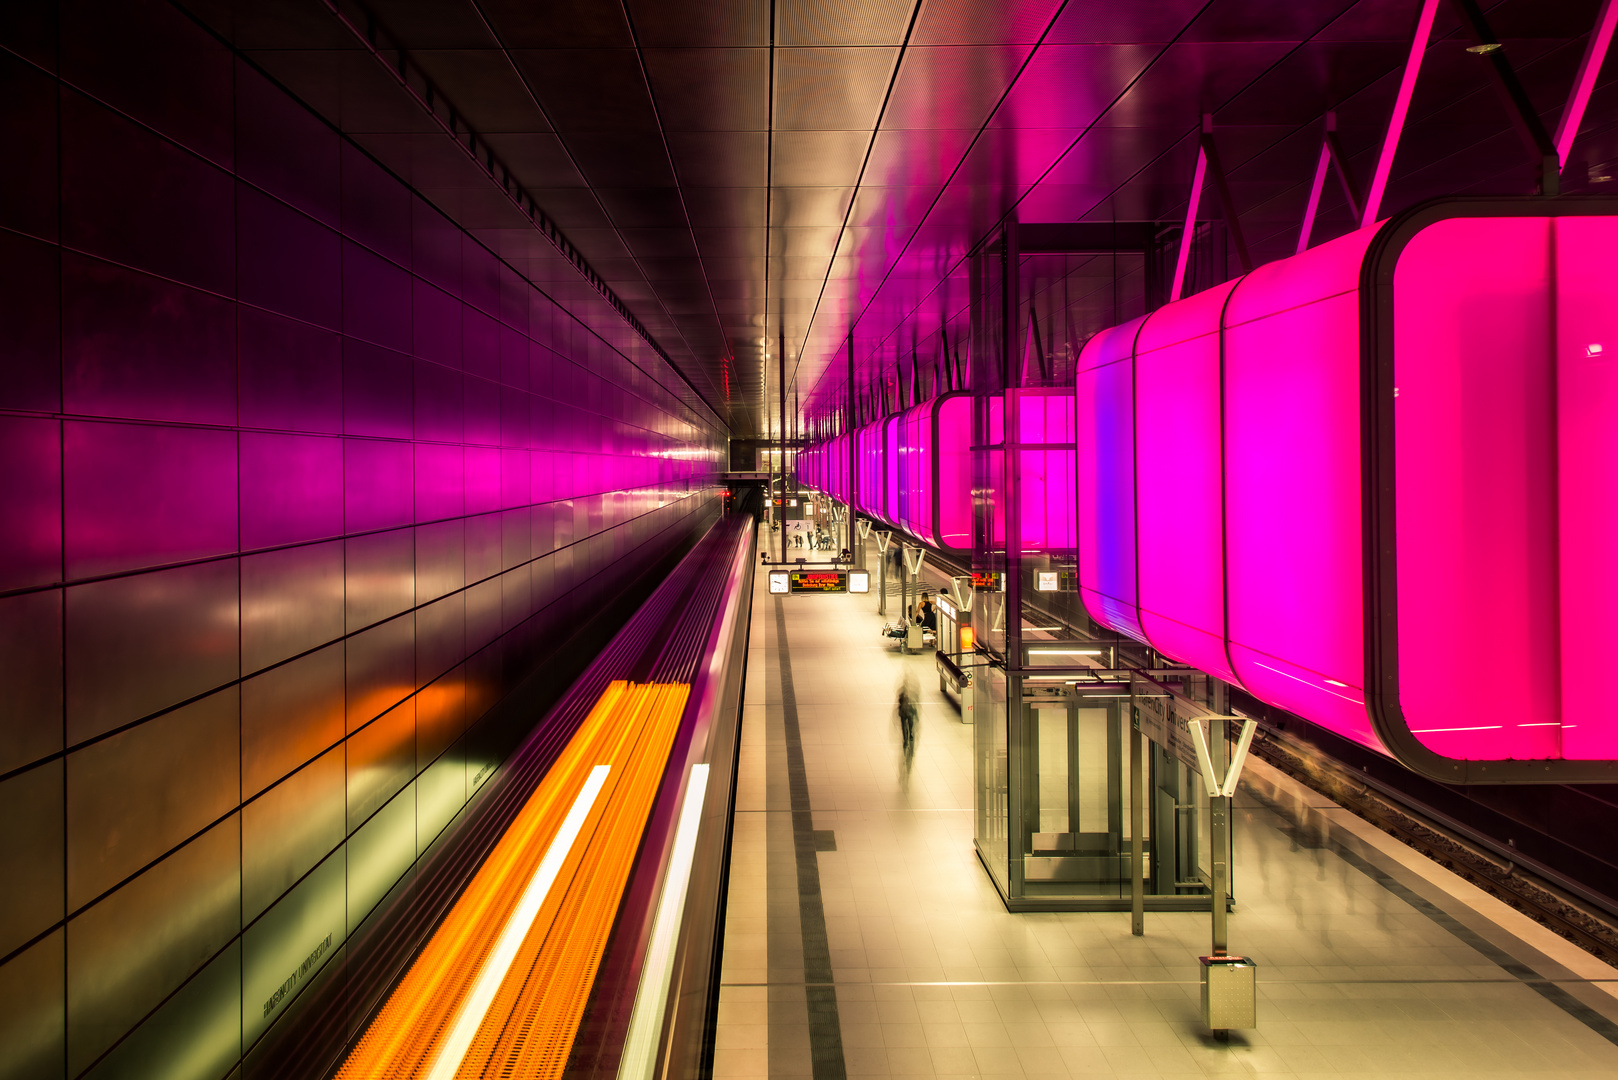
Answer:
[969, 221, 1232, 911]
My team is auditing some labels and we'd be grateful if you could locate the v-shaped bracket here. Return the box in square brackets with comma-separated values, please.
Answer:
[903, 546, 926, 577]
[1184, 717, 1259, 798]
[949, 575, 976, 613]
[872, 529, 891, 553]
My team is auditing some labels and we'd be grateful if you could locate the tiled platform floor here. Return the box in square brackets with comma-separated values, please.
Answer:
[713, 542, 1618, 1078]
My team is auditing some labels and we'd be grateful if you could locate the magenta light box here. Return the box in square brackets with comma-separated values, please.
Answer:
[1075, 197, 1618, 783]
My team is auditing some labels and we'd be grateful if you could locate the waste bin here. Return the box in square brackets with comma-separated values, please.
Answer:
[1200, 955, 1256, 1029]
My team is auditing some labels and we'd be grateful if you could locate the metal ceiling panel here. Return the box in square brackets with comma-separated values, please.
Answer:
[664, 132, 768, 188]
[195, 0, 1618, 436]
[617, 228, 703, 259]
[989, 44, 1164, 131]
[1045, 0, 1214, 45]
[770, 130, 870, 186]
[555, 132, 679, 187]
[680, 186, 768, 227]
[776, 0, 914, 47]
[769, 185, 856, 226]
[403, 50, 552, 132]
[642, 48, 770, 131]
[911, 0, 1065, 47]
[773, 47, 898, 131]
[626, 0, 770, 48]
[861, 126, 979, 186]
[1182, 0, 1359, 44]
[883, 45, 1033, 131]
[475, 135, 588, 186]
[591, 187, 690, 228]
[475, 0, 633, 49]
[506, 50, 661, 132]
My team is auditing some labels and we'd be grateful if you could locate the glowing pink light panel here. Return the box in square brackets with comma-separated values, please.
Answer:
[1075, 198, 1618, 782]
[800, 392, 972, 555]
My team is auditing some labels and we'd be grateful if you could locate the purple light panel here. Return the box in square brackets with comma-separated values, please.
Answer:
[938, 396, 971, 550]
[1224, 228, 1378, 750]
[1073, 204, 1618, 773]
[1554, 217, 1618, 758]
[1133, 281, 1237, 683]
[1076, 317, 1146, 642]
[806, 393, 970, 554]
[1015, 389, 1077, 556]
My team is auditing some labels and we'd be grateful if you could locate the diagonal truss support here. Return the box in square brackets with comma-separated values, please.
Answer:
[1449, 0, 1560, 194]
[1364, 0, 1442, 227]
[1297, 112, 1366, 254]
[1171, 115, 1251, 301]
[1556, 0, 1618, 173]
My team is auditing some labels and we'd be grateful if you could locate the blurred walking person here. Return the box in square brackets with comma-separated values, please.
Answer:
[895, 672, 919, 775]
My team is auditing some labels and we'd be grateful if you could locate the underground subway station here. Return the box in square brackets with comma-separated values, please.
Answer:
[4, 1, 1618, 1078]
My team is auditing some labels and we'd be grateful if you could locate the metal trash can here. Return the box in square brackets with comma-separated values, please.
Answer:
[1200, 955, 1256, 1029]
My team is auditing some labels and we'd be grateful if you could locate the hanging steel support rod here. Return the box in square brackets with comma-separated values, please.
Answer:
[1199, 116, 1253, 274]
[1556, 0, 1618, 172]
[1298, 112, 1365, 254]
[1297, 141, 1331, 255]
[1449, 0, 1560, 194]
[1364, 0, 1442, 227]
[1169, 144, 1207, 302]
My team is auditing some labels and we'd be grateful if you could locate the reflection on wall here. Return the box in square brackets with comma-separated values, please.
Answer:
[0, 4, 722, 1079]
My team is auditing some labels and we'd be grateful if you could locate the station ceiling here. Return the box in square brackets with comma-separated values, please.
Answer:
[188, 0, 1617, 438]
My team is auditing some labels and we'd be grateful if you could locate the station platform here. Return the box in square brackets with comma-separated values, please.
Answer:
[715, 550, 1618, 1078]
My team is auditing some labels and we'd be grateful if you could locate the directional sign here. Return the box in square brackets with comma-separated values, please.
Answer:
[789, 571, 846, 593]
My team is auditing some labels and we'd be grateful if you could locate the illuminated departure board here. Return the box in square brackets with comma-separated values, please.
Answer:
[789, 571, 846, 593]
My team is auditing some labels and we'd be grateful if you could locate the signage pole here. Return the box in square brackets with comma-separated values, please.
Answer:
[899, 545, 910, 625]
[1130, 681, 1145, 936]
[1211, 712, 1229, 955]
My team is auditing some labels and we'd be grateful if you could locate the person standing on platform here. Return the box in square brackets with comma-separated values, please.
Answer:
[895, 672, 919, 777]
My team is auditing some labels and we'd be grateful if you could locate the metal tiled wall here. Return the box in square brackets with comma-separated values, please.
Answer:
[0, 4, 724, 1079]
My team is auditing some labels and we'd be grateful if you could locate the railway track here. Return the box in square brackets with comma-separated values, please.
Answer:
[1251, 723, 1618, 969]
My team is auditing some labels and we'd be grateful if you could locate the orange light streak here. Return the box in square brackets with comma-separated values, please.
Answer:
[336, 681, 689, 1080]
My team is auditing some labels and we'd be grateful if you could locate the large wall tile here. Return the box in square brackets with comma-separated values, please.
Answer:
[0, 929, 65, 1080]
[62, 256, 236, 427]
[61, 91, 233, 295]
[0, 760, 64, 959]
[238, 308, 342, 434]
[242, 747, 343, 922]
[66, 816, 240, 1075]
[65, 560, 239, 744]
[67, 688, 239, 911]
[241, 542, 343, 675]
[64, 419, 237, 578]
[0, 229, 61, 412]
[0, 415, 62, 591]
[0, 588, 64, 774]
[241, 643, 346, 799]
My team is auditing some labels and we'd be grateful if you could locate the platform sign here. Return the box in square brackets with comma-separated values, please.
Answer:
[971, 572, 1005, 592]
[789, 571, 846, 593]
[1133, 691, 1200, 770]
